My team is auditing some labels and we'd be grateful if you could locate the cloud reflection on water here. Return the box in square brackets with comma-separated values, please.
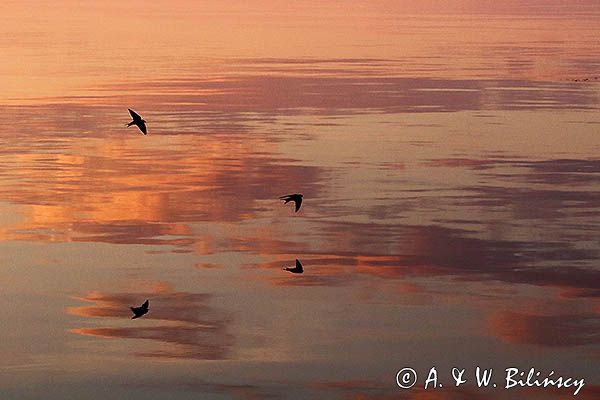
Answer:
[1, 4, 600, 398]
[68, 284, 233, 360]
[488, 311, 600, 347]
[87, 74, 600, 115]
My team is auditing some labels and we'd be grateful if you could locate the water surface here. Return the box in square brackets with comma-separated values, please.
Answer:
[1, 2, 599, 399]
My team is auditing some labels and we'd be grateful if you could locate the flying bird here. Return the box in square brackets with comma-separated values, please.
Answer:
[130, 299, 149, 319]
[279, 193, 303, 212]
[126, 108, 147, 135]
[283, 259, 304, 274]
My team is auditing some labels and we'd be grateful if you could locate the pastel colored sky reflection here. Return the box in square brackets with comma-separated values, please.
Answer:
[0, 2, 599, 399]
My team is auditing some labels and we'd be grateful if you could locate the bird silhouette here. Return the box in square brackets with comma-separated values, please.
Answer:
[126, 108, 147, 135]
[283, 259, 304, 274]
[130, 299, 149, 319]
[279, 193, 303, 212]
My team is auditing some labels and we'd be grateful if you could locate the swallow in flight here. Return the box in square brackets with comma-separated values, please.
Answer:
[283, 259, 304, 274]
[131, 299, 149, 319]
[126, 108, 147, 135]
[279, 193, 303, 212]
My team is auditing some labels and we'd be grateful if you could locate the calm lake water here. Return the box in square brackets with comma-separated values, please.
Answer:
[1, 1, 599, 399]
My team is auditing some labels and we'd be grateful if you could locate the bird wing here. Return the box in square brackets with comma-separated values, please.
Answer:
[294, 197, 302, 212]
[136, 121, 147, 135]
[128, 108, 142, 122]
[141, 300, 149, 310]
[279, 195, 291, 200]
[295, 259, 303, 272]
